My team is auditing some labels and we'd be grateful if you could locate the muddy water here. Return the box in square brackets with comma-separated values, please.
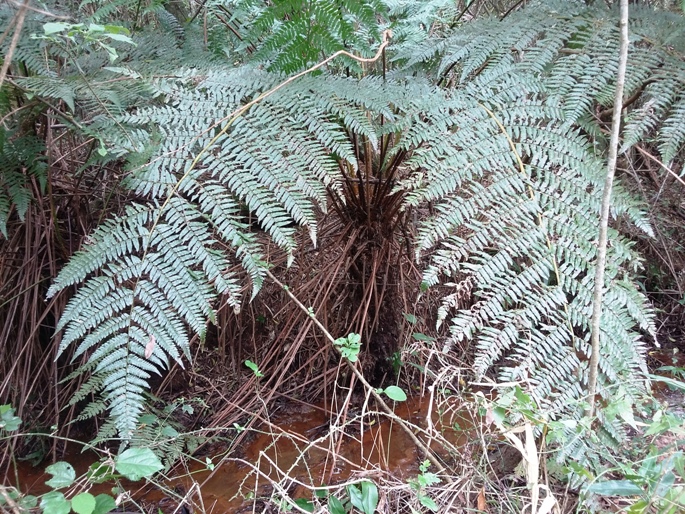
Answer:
[141, 396, 471, 512]
[13, 396, 472, 513]
[15, 353, 681, 513]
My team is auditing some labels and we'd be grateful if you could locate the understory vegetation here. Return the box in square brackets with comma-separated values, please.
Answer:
[1, 0, 685, 512]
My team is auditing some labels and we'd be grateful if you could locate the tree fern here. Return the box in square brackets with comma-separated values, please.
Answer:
[35, 0, 683, 448]
[47, 65, 437, 437]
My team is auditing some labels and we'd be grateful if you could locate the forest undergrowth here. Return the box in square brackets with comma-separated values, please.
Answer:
[1, 0, 685, 513]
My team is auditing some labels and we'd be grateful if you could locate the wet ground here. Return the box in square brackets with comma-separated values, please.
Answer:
[11, 351, 684, 513]
[13, 395, 473, 513]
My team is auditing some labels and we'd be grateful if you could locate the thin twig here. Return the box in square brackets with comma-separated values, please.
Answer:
[635, 145, 685, 188]
[587, 0, 630, 418]
[0, 0, 30, 88]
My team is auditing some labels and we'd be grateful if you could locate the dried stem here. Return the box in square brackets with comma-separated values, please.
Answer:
[587, 0, 630, 418]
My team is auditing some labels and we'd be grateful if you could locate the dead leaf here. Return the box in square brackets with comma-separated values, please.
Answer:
[145, 334, 155, 359]
[485, 407, 494, 426]
[477, 487, 488, 512]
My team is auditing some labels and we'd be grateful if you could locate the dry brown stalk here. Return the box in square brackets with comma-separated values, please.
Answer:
[264, 268, 452, 480]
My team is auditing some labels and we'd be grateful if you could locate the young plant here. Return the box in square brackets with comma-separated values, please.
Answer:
[334, 333, 362, 363]
[407, 460, 442, 512]
[0, 407, 164, 514]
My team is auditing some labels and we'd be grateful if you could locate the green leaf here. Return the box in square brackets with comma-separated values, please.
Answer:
[0, 404, 21, 431]
[114, 448, 163, 480]
[419, 494, 439, 512]
[139, 414, 157, 424]
[334, 333, 362, 362]
[328, 495, 346, 514]
[360, 481, 378, 514]
[347, 484, 363, 512]
[420, 472, 441, 487]
[19, 495, 38, 509]
[403, 313, 417, 324]
[161, 425, 179, 438]
[45, 462, 76, 489]
[412, 333, 435, 342]
[106, 33, 135, 45]
[244, 360, 264, 377]
[92, 494, 116, 514]
[39, 491, 71, 514]
[103, 25, 130, 35]
[71, 492, 96, 514]
[43, 22, 69, 35]
[87, 462, 116, 484]
[347, 333, 361, 346]
[348, 482, 378, 514]
[616, 400, 637, 430]
[383, 385, 407, 402]
[587, 480, 644, 496]
[649, 374, 685, 392]
[294, 498, 314, 512]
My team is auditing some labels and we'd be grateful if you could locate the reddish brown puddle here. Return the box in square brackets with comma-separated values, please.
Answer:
[141, 395, 472, 512]
[12, 395, 473, 513]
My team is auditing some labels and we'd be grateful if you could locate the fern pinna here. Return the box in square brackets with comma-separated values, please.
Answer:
[44, 1, 684, 442]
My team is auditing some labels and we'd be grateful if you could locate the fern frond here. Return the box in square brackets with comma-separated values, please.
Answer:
[409, 60, 654, 425]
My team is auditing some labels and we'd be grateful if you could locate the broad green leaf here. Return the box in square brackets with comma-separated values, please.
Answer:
[348, 482, 378, 514]
[40, 491, 71, 514]
[43, 22, 69, 35]
[490, 406, 506, 426]
[587, 480, 643, 496]
[103, 25, 130, 35]
[347, 484, 363, 512]
[71, 492, 96, 514]
[420, 472, 441, 487]
[328, 495, 346, 514]
[412, 333, 435, 342]
[45, 462, 76, 489]
[139, 414, 157, 424]
[360, 481, 378, 514]
[348, 333, 361, 346]
[106, 33, 135, 44]
[161, 425, 179, 438]
[87, 462, 116, 484]
[655, 470, 677, 497]
[18, 494, 38, 509]
[383, 385, 407, 402]
[626, 499, 649, 513]
[92, 494, 116, 514]
[114, 448, 163, 480]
